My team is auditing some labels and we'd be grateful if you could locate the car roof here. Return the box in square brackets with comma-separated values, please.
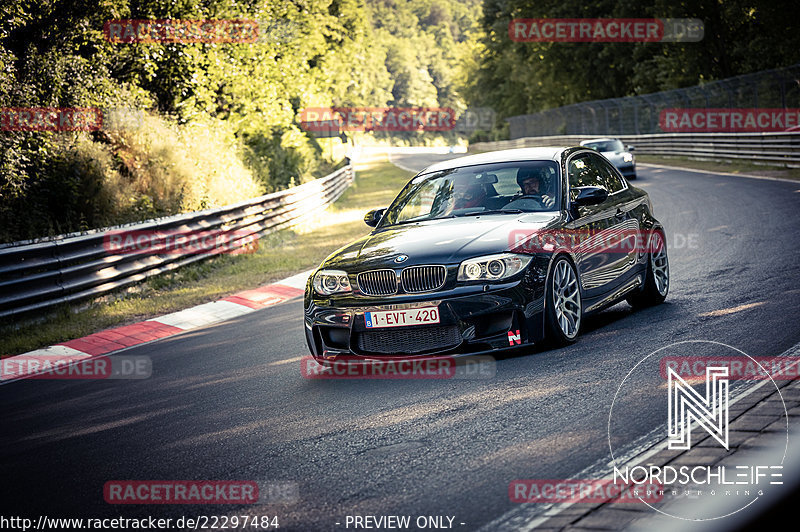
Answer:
[580, 137, 619, 145]
[418, 147, 566, 175]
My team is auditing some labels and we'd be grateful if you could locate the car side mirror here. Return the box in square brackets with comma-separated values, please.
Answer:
[572, 186, 609, 207]
[364, 208, 385, 227]
[627, 145, 635, 152]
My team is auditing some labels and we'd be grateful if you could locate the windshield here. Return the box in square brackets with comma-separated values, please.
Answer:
[584, 140, 625, 152]
[379, 161, 561, 227]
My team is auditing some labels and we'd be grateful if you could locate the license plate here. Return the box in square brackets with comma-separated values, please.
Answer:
[364, 306, 440, 328]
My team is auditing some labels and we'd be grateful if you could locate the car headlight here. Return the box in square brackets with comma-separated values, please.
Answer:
[622, 153, 634, 163]
[313, 269, 351, 295]
[457, 253, 532, 282]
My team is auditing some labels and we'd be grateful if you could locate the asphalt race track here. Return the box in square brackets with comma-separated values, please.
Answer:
[2, 152, 799, 530]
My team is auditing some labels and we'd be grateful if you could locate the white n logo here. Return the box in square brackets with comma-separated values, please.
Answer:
[667, 366, 729, 450]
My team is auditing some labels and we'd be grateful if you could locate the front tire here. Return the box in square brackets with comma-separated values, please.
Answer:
[545, 256, 582, 346]
[627, 230, 669, 307]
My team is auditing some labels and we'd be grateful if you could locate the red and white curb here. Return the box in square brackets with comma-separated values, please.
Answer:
[1, 270, 312, 382]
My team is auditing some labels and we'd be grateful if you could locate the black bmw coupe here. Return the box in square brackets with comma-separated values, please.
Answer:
[303, 147, 668, 362]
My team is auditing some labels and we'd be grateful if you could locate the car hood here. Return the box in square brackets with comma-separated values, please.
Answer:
[320, 212, 563, 271]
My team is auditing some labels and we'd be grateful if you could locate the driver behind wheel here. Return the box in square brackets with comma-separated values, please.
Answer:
[516, 167, 555, 208]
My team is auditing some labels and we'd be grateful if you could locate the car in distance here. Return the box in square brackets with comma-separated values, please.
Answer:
[303, 147, 668, 363]
[580, 138, 636, 179]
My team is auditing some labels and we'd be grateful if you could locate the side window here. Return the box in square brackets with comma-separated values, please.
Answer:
[588, 153, 626, 194]
[568, 154, 604, 190]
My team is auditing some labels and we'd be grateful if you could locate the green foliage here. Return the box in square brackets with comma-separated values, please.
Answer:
[465, 0, 800, 119]
[369, 0, 483, 110]
[0, 0, 484, 242]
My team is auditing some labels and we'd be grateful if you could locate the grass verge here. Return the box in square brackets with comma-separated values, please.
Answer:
[1, 157, 413, 357]
[636, 155, 800, 181]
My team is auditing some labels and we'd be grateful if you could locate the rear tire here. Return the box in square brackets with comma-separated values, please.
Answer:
[627, 230, 669, 308]
[544, 256, 582, 347]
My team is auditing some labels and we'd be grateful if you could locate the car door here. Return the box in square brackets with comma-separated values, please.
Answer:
[564, 151, 629, 298]
[587, 152, 640, 285]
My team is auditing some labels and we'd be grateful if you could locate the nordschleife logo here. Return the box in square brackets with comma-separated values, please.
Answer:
[667, 366, 729, 450]
[607, 340, 790, 521]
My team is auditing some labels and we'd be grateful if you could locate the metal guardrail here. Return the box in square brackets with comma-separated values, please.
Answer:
[470, 132, 800, 167]
[0, 165, 354, 319]
[506, 64, 800, 137]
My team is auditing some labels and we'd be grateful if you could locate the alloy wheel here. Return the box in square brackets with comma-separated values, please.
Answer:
[552, 260, 581, 339]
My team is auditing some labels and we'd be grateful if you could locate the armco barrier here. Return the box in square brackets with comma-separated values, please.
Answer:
[504, 64, 800, 138]
[470, 132, 800, 167]
[0, 166, 353, 319]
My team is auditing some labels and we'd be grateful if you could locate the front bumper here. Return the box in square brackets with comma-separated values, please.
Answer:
[616, 162, 636, 177]
[304, 266, 548, 362]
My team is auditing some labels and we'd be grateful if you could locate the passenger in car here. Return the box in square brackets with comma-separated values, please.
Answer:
[449, 180, 488, 211]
